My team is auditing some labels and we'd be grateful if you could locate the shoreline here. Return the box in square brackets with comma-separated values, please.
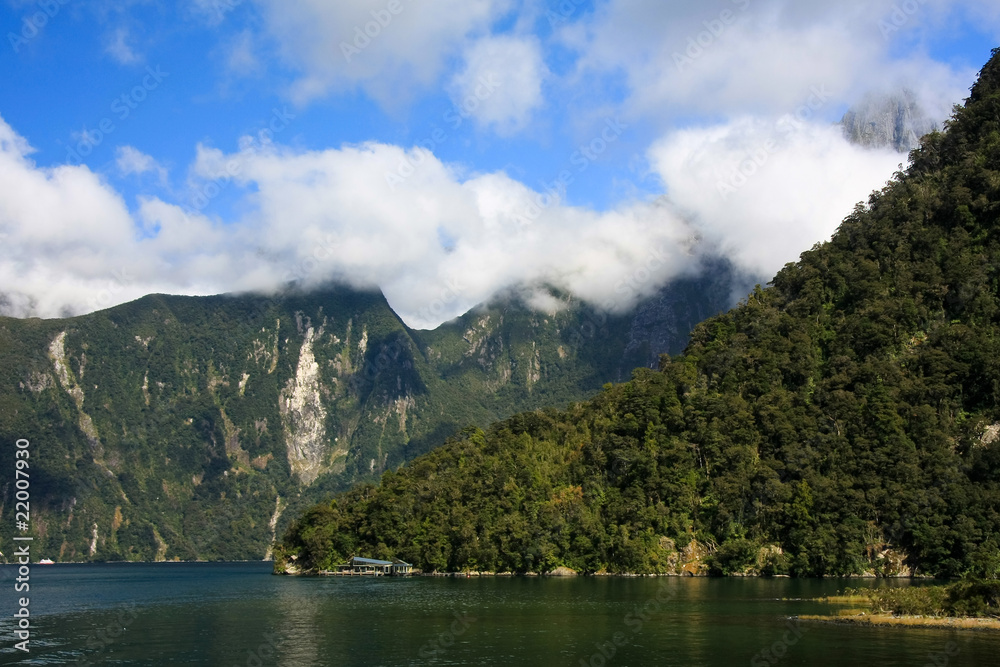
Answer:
[287, 569, 940, 579]
[800, 614, 1000, 632]
[0, 559, 271, 566]
[0, 561, 949, 581]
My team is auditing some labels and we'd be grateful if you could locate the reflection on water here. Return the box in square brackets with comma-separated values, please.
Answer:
[0, 563, 999, 666]
[277, 585, 321, 667]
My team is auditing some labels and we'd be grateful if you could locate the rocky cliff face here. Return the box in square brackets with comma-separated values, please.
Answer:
[0, 270, 737, 562]
[840, 89, 939, 153]
[280, 324, 329, 485]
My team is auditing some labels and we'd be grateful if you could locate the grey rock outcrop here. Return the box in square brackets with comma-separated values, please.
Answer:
[841, 90, 939, 153]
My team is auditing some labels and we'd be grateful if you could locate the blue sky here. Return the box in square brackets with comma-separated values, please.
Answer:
[1, 0, 998, 327]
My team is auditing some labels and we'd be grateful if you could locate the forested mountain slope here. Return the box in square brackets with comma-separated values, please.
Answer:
[275, 49, 1000, 578]
[0, 264, 732, 561]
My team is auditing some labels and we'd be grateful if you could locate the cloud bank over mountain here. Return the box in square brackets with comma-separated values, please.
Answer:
[2, 0, 996, 327]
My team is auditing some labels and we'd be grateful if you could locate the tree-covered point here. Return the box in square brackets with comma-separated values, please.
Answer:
[275, 49, 1000, 577]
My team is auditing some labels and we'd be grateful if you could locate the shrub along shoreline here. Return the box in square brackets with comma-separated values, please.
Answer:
[803, 580, 1000, 630]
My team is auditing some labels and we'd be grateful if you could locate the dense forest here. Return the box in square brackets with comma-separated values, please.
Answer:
[0, 244, 733, 562]
[275, 49, 1000, 578]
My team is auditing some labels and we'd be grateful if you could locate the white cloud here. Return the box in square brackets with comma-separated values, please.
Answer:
[648, 117, 903, 279]
[116, 146, 169, 184]
[563, 0, 985, 126]
[6, 0, 997, 333]
[189, 0, 244, 26]
[105, 26, 140, 65]
[0, 96, 946, 329]
[0, 117, 255, 318]
[449, 34, 548, 135]
[225, 29, 261, 77]
[189, 137, 701, 327]
[0, 113, 703, 326]
[250, 0, 511, 105]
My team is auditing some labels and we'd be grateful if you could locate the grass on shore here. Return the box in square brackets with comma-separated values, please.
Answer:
[802, 580, 1000, 630]
[800, 614, 1000, 631]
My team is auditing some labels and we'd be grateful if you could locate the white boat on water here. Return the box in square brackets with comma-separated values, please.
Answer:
[38, 559, 54, 565]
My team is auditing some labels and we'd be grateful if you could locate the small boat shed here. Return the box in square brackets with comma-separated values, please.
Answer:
[338, 556, 413, 576]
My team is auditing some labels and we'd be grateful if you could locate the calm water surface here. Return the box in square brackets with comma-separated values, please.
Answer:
[0, 563, 997, 665]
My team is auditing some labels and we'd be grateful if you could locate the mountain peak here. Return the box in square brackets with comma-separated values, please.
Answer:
[840, 89, 938, 153]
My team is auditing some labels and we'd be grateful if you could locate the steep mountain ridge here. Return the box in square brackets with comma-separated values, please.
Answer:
[276, 49, 1000, 578]
[0, 266, 735, 561]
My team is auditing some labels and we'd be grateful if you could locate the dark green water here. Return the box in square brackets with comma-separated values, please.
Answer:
[0, 562, 996, 666]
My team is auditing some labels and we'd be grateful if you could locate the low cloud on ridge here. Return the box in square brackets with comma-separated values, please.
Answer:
[2, 0, 995, 328]
[1, 111, 906, 328]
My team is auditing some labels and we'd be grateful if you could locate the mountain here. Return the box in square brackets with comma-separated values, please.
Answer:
[840, 89, 939, 153]
[0, 264, 736, 561]
[276, 49, 1000, 578]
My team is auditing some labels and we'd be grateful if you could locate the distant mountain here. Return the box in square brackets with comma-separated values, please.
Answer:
[0, 264, 737, 561]
[277, 49, 1000, 578]
[840, 89, 939, 153]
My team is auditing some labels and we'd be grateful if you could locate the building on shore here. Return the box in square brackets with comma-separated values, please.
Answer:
[336, 556, 413, 576]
